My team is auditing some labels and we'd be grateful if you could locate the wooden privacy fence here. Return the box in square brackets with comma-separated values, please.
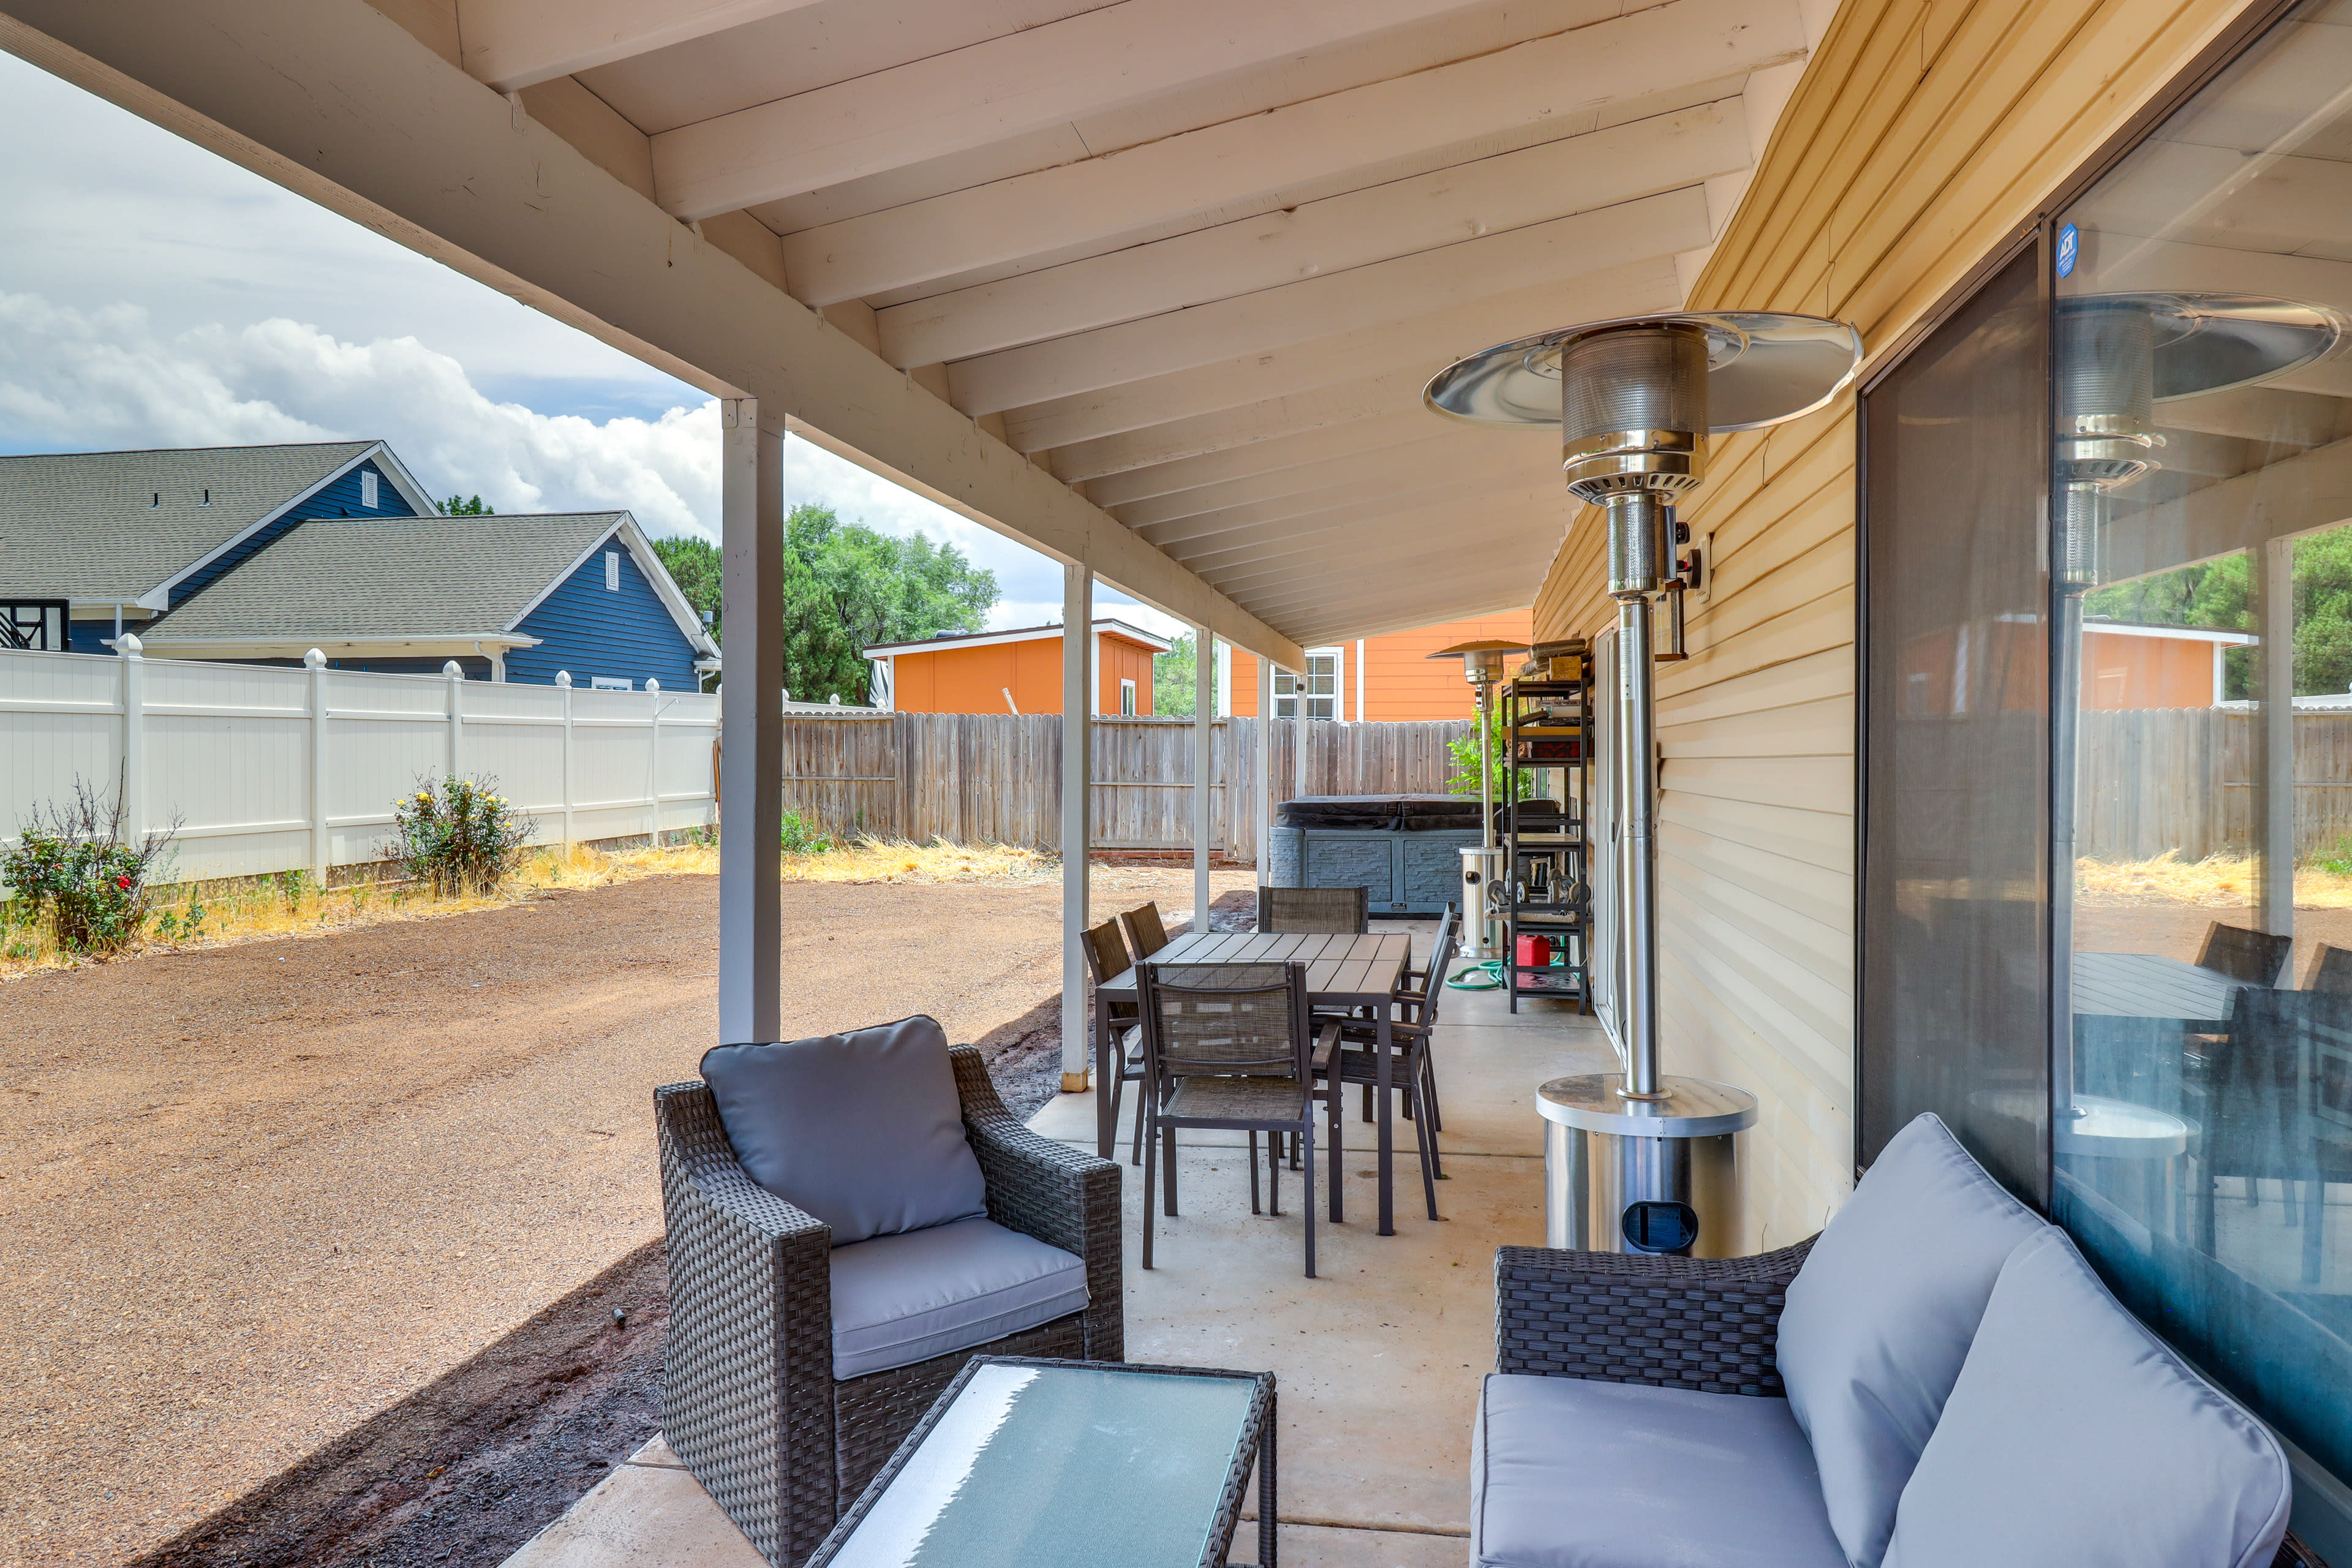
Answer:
[778, 713, 1473, 857]
[2078, 707, 2352, 862]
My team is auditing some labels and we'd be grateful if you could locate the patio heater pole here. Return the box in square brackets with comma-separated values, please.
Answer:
[1427, 309, 1866, 1254]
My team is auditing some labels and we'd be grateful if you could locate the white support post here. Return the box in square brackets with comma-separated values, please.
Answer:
[2260, 537, 2297, 937]
[1061, 561, 1093, 1095]
[719, 398, 785, 1048]
[646, 677, 663, 845]
[1193, 623, 1213, 932]
[557, 671, 576, 848]
[1356, 637, 1366, 723]
[1257, 658, 1275, 880]
[443, 660, 465, 782]
[118, 633, 145, 840]
[306, 648, 330, 885]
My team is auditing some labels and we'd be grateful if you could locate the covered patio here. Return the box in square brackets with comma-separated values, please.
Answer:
[505, 949, 1607, 1567]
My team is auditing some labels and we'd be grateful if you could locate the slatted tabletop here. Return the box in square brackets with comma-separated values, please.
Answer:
[2071, 951, 2245, 1025]
[1096, 930, 1413, 1006]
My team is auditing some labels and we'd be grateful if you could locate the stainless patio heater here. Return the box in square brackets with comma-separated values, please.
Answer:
[1427, 310, 1862, 1255]
[1430, 638, 1528, 962]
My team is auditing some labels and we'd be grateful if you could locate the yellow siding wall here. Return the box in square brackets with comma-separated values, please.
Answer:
[1530, 0, 2252, 1248]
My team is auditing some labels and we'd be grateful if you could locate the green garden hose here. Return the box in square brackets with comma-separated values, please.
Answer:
[1446, 959, 1507, 990]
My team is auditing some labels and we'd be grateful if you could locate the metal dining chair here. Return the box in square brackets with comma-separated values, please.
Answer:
[1080, 916, 1150, 1166]
[1256, 885, 1368, 934]
[1317, 907, 1462, 1223]
[2196, 921, 2293, 987]
[1136, 960, 1330, 1278]
[1118, 900, 1172, 959]
[2305, 943, 2352, 995]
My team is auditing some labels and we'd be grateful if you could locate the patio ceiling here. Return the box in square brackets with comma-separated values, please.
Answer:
[0, 0, 1816, 653]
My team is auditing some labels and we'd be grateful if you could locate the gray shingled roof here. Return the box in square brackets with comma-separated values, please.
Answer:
[0, 442, 380, 601]
[140, 512, 632, 642]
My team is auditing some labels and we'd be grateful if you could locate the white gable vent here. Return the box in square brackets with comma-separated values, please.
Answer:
[360, 470, 379, 509]
[606, 551, 620, 591]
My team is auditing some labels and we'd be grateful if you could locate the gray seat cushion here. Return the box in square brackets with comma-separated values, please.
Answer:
[1776, 1112, 2048, 1567]
[828, 1216, 1088, 1380]
[701, 1014, 987, 1246]
[1471, 1374, 1845, 1568]
[1884, 1228, 2290, 1568]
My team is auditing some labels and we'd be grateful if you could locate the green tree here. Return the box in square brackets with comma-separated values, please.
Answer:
[651, 535, 722, 641]
[779, 504, 996, 703]
[439, 494, 495, 515]
[1155, 631, 1201, 716]
[2082, 526, 2352, 699]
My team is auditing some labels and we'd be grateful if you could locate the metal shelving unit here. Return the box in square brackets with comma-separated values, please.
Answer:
[1500, 649, 1593, 1014]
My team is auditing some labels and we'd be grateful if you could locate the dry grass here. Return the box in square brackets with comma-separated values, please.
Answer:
[0, 835, 1058, 979]
[2075, 850, 2352, 909]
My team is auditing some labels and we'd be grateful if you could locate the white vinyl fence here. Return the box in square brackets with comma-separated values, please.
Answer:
[2, 646, 717, 886]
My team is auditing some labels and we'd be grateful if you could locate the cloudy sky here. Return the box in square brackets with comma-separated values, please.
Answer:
[0, 51, 1180, 637]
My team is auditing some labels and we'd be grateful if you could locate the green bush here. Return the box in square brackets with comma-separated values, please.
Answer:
[2, 777, 179, 955]
[781, 811, 832, 855]
[385, 776, 533, 896]
[1444, 706, 1539, 801]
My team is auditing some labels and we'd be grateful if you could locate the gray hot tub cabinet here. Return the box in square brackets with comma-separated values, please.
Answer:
[1267, 794, 1481, 916]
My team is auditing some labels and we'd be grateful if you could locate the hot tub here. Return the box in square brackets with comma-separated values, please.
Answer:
[1267, 794, 1482, 916]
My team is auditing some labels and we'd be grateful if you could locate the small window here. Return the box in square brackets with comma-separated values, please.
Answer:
[360, 471, 379, 509]
[606, 551, 620, 591]
[1119, 677, 1137, 715]
[1273, 649, 1341, 719]
[591, 675, 631, 691]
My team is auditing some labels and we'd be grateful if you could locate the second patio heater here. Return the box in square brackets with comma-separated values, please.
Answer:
[1428, 310, 1862, 1255]
[1430, 638, 1527, 962]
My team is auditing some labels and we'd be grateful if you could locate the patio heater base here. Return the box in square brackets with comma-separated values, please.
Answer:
[1539, 1073, 1758, 1258]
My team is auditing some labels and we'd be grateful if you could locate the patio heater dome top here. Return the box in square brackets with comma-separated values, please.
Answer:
[2065, 291, 2343, 405]
[1422, 310, 1866, 433]
[1428, 638, 1528, 685]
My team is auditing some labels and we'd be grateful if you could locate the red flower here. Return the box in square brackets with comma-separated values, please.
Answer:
[116, 875, 132, 889]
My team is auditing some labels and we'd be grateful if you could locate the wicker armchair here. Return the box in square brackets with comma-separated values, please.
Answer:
[1493, 1235, 1817, 1398]
[656, 1047, 1122, 1565]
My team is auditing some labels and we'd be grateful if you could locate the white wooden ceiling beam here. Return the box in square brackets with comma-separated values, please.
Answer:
[1146, 464, 1550, 553]
[950, 186, 1711, 415]
[456, 0, 825, 92]
[1006, 255, 1679, 454]
[1082, 408, 1452, 505]
[1167, 478, 1559, 567]
[876, 102, 1748, 368]
[649, 0, 1506, 220]
[1052, 371, 1432, 483]
[1205, 522, 1556, 599]
[0, 0, 1303, 669]
[1270, 579, 1551, 643]
[1111, 431, 1480, 529]
[779, 0, 1802, 305]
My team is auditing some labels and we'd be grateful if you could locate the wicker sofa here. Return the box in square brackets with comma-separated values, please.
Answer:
[656, 1033, 1120, 1567]
[1476, 1114, 2293, 1568]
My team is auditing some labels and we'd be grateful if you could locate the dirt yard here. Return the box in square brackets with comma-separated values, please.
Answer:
[0, 862, 1249, 1568]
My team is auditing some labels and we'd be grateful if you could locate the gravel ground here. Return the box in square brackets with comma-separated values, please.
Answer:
[0, 864, 1252, 1568]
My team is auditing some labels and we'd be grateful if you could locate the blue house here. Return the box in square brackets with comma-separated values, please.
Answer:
[0, 442, 717, 688]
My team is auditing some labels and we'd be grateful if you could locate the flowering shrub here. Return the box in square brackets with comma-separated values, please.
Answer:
[2, 777, 179, 955]
[385, 776, 533, 897]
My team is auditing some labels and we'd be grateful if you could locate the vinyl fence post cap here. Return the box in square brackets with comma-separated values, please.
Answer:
[303, 648, 326, 669]
[646, 677, 661, 694]
[443, 660, 465, 679]
[556, 670, 572, 687]
[116, 632, 142, 657]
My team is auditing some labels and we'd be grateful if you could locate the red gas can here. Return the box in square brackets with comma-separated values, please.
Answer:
[1515, 933, 1553, 968]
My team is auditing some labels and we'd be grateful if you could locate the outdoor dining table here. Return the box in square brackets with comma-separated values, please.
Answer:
[2070, 950, 2248, 1028]
[1094, 929, 1417, 1235]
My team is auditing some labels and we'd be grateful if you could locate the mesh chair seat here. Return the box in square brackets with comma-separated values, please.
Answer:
[1257, 885, 1369, 934]
[1166, 1073, 1310, 1120]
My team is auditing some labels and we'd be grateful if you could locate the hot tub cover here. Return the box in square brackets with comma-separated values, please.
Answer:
[1276, 794, 1483, 831]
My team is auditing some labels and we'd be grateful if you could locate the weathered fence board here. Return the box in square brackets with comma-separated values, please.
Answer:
[2076, 707, 2352, 861]
[776, 714, 1471, 859]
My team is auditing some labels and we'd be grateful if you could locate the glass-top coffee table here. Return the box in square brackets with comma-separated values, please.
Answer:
[808, 1357, 1278, 1568]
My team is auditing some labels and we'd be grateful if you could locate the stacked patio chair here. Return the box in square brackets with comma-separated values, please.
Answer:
[1316, 905, 1461, 1223]
[1135, 960, 1329, 1278]
[1256, 884, 1368, 933]
[655, 1017, 1122, 1566]
[2305, 943, 2352, 994]
[1081, 915, 1150, 1165]
[2191, 987, 2352, 1280]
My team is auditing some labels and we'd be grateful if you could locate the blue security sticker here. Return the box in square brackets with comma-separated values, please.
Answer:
[2056, 222, 2080, 279]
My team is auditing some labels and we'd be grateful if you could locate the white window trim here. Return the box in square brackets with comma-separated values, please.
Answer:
[1119, 676, 1137, 715]
[360, 470, 379, 509]
[1274, 646, 1344, 720]
[606, 551, 621, 591]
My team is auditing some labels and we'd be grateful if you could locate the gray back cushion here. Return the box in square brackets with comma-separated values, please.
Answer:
[701, 1014, 988, 1246]
[1777, 1113, 2048, 1567]
[1883, 1229, 2290, 1568]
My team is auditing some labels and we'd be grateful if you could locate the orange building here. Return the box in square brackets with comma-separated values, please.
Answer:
[1893, 617, 2250, 717]
[1218, 611, 1537, 720]
[866, 619, 1170, 715]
